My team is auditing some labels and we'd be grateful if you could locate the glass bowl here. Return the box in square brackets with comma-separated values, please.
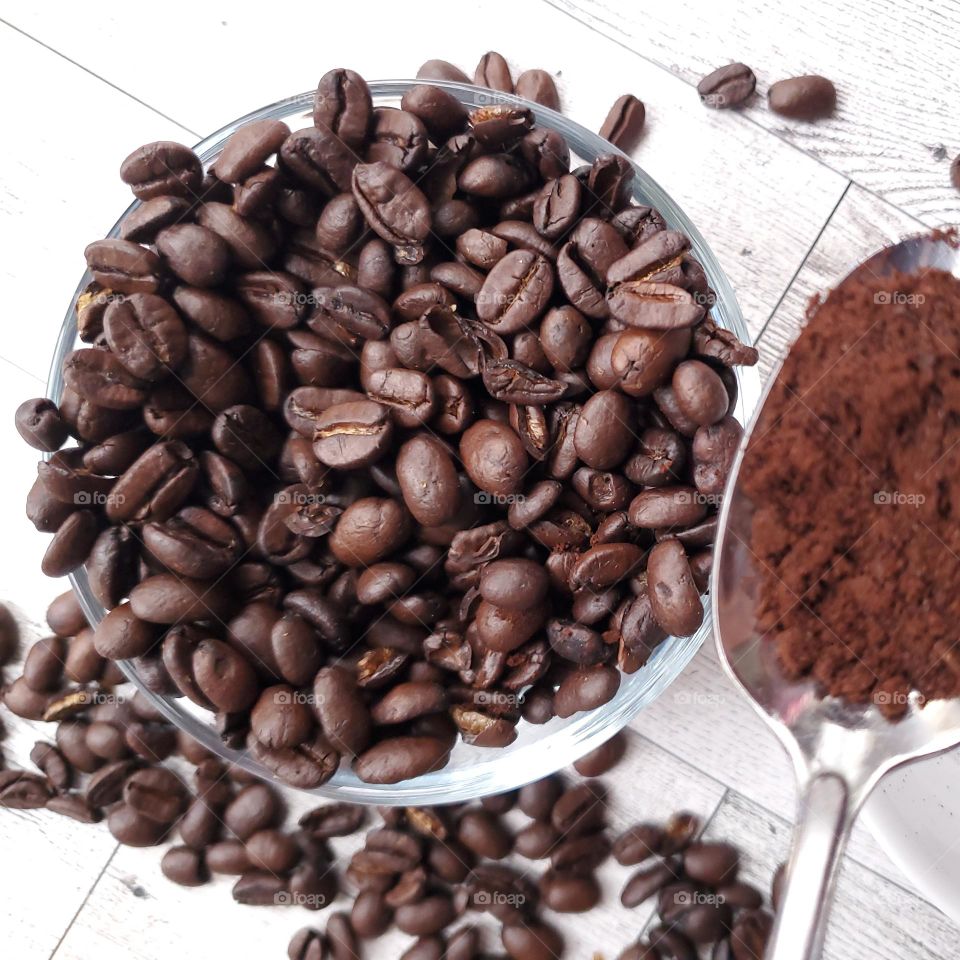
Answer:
[48, 79, 761, 804]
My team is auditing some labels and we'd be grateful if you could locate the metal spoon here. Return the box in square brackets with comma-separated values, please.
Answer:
[713, 233, 960, 960]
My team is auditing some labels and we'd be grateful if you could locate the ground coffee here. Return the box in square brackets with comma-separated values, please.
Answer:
[742, 259, 960, 718]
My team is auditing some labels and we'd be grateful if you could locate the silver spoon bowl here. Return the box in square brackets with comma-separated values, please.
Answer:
[713, 233, 960, 960]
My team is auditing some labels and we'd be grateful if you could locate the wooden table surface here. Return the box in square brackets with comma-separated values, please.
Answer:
[0, 1, 958, 957]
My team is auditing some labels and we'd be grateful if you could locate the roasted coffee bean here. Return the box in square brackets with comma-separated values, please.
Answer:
[608, 280, 705, 330]
[693, 415, 743, 496]
[574, 390, 635, 469]
[477, 249, 554, 334]
[478, 558, 549, 610]
[540, 869, 600, 912]
[16, 398, 69, 451]
[214, 118, 289, 182]
[122, 766, 187, 824]
[247, 731, 339, 789]
[768, 75, 837, 119]
[461, 419, 529, 496]
[161, 846, 209, 886]
[129, 574, 232, 625]
[672, 360, 729, 425]
[647, 539, 704, 637]
[300, 802, 367, 839]
[372, 681, 447, 724]
[312, 665, 372, 756]
[396, 435, 461, 527]
[614, 823, 664, 865]
[629, 487, 706, 530]
[458, 809, 513, 859]
[573, 730, 627, 776]
[502, 921, 563, 960]
[155, 224, 231, 287]
[41, 509, 99, 577]
[353, 161, 431, 263]
[0, 770, 53, 809]
[516, 69, 561, 110]
[120, 141, 202, 200]
[554, 663, 621, 718]
[474, 51, 513, 92]
[683, 841, 739, 885]
[662, 810, 702, 853]
[621, 859, 679, 908]
[599, 95, 646, 150]
[143, 506, 241, 579]
[459, 154, 532, 199]
[416, 59, 470, 82]
[224, 782, 281, 840]
[354, 736, 450, 784]
[698, 63, 757, 109]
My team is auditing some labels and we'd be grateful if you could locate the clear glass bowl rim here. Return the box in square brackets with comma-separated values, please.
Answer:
[47, 79, 761, 804]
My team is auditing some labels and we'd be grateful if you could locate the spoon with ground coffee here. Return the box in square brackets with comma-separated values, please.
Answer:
[713, 233, 960, 960]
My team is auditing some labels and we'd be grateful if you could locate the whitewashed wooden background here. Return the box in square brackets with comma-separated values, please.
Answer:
[0, 1, 958, 957]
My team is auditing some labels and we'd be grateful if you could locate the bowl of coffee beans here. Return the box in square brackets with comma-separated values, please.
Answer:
[28, 75, 760, 803]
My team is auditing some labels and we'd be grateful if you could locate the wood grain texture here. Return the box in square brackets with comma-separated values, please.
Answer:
[548, 0, 960, 225]
[757, 182, 926, 376]
[0, 1, 847, 338]
[0, 24, 193, 384]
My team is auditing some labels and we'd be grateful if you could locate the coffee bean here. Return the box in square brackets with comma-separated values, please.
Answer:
[0, 770, 53, 809]
[16, 398, 69, 451]
[354, 736, 450, 784]
[698, 64, 757, 109]
[683, 841, 739, 885]
[161, 846, 209, 886]
[461, 419, 529, 496]
[768, 75, 837, 119]
[477, 250, 555, 334]
[156, 224, 231, 287]
[647, 539, 704, 637]
[599, 95, 646, 150]
[516, 69, 561, 111]
[353, 161, 431, 263]
[120, 141, 202, 200]
[458, 809, 513, 859]
[614, 823, 664, 865]
[540, 868, 600, 912]
[474, 51, 513, 92]
[573, 730, 627, 777]
[502, 921, 563, 960]
[554, 663, 621, 718]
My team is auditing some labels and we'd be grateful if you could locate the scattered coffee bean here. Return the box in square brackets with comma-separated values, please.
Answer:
[768, 75, 837, 120]
[697, 63, 756, 109]
[599, 95, 646, 151]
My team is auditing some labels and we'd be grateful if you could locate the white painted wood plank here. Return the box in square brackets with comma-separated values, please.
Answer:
[0, 2, 848, 338]
[549, 0, 960, 226]
[0, 23, 194, 382]
[0, 605, 120, 960]
[757, 183, 926, 377]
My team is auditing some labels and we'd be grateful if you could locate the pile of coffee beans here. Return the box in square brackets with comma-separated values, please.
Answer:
[15, 60, 758, 787]
[0, 591, 780, 959]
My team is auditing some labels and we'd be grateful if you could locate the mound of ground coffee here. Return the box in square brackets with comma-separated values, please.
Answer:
[741, 259, 960, 718]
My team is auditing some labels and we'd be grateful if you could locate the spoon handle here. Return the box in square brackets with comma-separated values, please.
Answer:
[767, 772, 856, 960]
